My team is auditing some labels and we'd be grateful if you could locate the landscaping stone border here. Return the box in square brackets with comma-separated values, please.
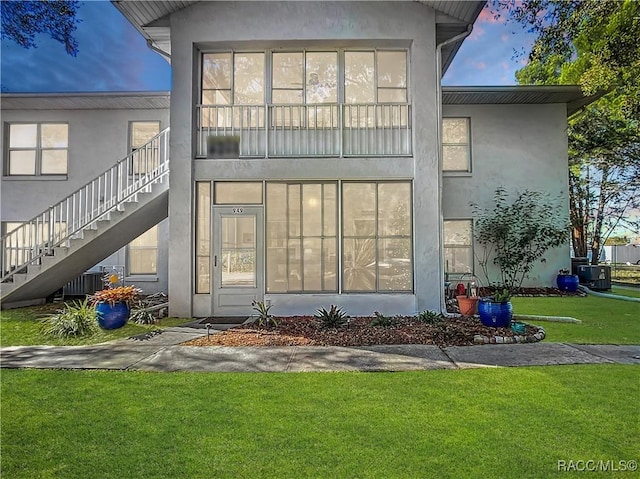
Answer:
[473, 324, 546, 345]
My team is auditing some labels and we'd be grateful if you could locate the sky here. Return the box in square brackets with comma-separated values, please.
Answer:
[0, 1, 538, 93]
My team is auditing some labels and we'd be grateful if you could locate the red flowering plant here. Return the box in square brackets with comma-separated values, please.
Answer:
[90, 285, 142, 306]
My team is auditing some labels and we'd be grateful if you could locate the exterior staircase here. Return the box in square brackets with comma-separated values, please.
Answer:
[1, 129, 170, 308]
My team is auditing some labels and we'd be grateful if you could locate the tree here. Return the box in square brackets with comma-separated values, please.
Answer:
[472, 188, 568, 292]
[491, 0, 640, 263]
[1, 0, 81, 56]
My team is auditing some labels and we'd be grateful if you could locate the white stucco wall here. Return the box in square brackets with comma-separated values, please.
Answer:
[1, 106, 170, 294]
[442, 103, 571, 287]
[169, 1, 440, 317]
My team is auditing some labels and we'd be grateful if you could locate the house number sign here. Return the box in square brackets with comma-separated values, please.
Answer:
[232, 207, 244, 214]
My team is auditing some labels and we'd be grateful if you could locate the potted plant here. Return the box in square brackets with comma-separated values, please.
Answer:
[478, 287, 513, 328]
[456, 280, 479, 316]
[91, 285, 141, 329]
[556, 268, 579, 292]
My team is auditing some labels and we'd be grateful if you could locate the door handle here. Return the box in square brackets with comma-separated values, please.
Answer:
[214, 255, 217, 267]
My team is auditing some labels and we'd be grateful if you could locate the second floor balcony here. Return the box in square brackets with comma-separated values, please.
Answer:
[196, 103, 412, 159]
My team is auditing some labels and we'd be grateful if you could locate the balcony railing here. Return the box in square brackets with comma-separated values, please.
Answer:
[196, 103, 412, 158]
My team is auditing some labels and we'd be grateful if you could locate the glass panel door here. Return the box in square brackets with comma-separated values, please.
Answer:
[213, 207, 263, 316]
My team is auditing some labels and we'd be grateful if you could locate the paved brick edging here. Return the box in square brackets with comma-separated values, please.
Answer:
[473, 324, 546, 345]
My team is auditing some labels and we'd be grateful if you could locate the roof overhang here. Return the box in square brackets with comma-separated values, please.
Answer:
[112, 0, 485, 73]
[443, 85, 605, 116]
[0, 91, 171, 110]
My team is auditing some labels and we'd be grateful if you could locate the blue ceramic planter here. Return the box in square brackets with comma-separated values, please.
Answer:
[478, 298, 513, 328]
[96, 301, 130, 329]
[556, 274, 579, 292]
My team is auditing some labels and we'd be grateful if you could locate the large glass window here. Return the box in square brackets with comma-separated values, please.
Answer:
[443, 118, 471, 172]
[443, 220, 473, 276]
[6, 123, 68, 176]
[202, 52, 265, 105]
[342, 182, 412, 292]
[344, 50, 407, 104]
[266, 182, 337, 292]
[214, 182, 263, 205]
[128, 225, 158, 275]
[195, 182, 212, 294]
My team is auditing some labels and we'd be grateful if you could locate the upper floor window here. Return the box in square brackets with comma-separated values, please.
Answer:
[5, 123, 68, 176]
[272, 51, 338, 104]
[442, 118, 471, 172]
[202, 52, 265, 105]
[345, 50, 407, 104]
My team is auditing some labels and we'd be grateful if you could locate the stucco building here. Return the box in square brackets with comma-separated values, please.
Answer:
[1, 1, 595, 316]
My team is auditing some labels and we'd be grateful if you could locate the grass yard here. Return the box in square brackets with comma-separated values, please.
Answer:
[512, 294, 640, 344]
[0, 303, 190, 347]
[610, 286, 640, 298]
[2, 365, 638, 479]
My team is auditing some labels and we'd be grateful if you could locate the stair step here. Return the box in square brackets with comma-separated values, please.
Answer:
[11, 273, 29, 285]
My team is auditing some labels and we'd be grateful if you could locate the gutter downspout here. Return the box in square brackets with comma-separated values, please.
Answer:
[147, 39, 171, 62]
[436, 24, 473, 317]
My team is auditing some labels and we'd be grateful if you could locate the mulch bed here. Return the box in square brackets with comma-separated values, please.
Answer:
[182, 316, 542, 348]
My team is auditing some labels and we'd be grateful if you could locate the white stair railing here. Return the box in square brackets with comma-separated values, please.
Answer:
[1, 128, 170, 282]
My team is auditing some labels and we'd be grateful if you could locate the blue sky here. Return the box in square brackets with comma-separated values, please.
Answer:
[1, 1, 537, 92]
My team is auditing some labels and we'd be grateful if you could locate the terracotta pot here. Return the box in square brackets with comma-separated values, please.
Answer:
[456, 296, 479, 316]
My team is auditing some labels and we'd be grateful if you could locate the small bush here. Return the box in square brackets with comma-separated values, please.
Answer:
[369, 311, 398, 328]
[40, 299, 98, 339]
[416, 310, 444, 325]
[251, 300, 277, 328]
[315, 305, 349, 329]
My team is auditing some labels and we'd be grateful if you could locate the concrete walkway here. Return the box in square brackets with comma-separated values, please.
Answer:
[1, 325, 639, 372]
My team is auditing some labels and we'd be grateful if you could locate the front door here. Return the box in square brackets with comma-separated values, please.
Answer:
[212, 206, 263, 317]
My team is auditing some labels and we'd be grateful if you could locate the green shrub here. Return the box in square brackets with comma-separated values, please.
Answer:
[251, 300, 277, 328]
[369, 311, 398, 328]
[416, 310, 444, 324]
[314, 305, 349, 329]
[40, 299, 98, 339]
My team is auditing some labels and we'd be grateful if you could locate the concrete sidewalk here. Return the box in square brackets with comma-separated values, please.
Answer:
[1, 325, 639, 372]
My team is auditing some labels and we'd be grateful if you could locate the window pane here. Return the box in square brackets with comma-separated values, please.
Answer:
[444, 220, 472, 245]
[444, 248, 473, 274]
[41, 150, 68, 174]
[196, 182, 211, 293]
[343, 183, 376, 236]
[377, 51, 407, 88]
[288, 238, 302, 290]
[266, 183, 288, 292]
[343, 238, 376, 291]
[303, 237, 322, 291]
[378, 89, 407, 103]
[41, 124, 68, 147]
[131, 122, 160, 149]
[323, 184, 336, 236]
[214, 182, 263, 204]
[9, 150, 36, 175]
[443, 118, 469, 144]
[345, 51, 375, 104]
[378, 239, 412, 291]
[323, 239, 337, 291]
[203, 53, 232, 90]
[272, 90, 303, 104]
[129, 249, 157, 274]
[273, 52, 303, 89]
[9, 124, 37, 148]
[221, 216, 256, 288]
[306, 52, 337, 104]
[131, 225, 158, 248]
[443, 145, 469, 171]
[378, 183, 411, 236]
[288, 184, 301, 237]
[302, 184, 322, 237]
[202, 89, 231, 105]
[234, 53, 264, 104]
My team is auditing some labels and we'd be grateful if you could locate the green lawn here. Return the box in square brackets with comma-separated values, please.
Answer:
[0, 303, 190, 346]
[512, 294, 640, 344]
[1, 365, 638, 479]
[611, 286, 640, 298]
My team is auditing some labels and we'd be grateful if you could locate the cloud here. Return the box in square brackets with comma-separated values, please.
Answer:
[476, 5, 502, 24]
[501, 33, 510, 43]
[468, 25, 485, 41]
